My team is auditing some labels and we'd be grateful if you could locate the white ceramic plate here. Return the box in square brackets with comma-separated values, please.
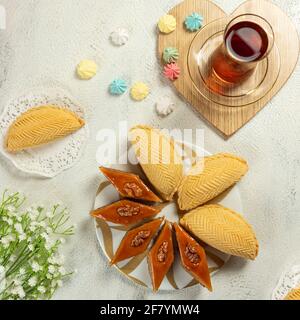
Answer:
[93, 139, 243, 291]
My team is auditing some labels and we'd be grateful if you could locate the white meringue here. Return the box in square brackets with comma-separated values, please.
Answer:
[155, 97, 176, 117]
[110, 28, 129, 46]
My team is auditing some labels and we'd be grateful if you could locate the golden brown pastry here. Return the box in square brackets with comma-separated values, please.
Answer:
[148, 222, 174, 292]
[180, 205, 258, 260]
[5, 106, 85, 152]
[177, 153, 248, 211]
[129, 125, 183, 201]
[100, 167, 162, 203]
[111, 218, 163, 265]
[284, 288, 300, 300]
[91, 200, 161, 226]
[174, 223, 212, 291]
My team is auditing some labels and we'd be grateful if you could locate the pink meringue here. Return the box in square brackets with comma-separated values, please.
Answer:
[163, 63, 180, 81]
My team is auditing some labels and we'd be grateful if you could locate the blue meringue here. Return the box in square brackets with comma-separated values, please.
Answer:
[109, 79, 127, 95]
[184, 13, 204, 32]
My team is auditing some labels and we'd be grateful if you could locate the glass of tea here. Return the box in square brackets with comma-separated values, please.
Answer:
[208, 14, 274, 93]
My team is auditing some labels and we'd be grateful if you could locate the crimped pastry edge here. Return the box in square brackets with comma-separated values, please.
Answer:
[177, 153, 249, 210]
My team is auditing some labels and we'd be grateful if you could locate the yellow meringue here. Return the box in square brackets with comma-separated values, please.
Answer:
[76, 59, 98, 80]
[158, 14, 176, 34]
[130, 82, 149, 101]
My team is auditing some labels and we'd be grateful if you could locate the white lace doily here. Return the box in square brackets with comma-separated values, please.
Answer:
[0, 88, 89, 178]
[272, 263, 300, 300]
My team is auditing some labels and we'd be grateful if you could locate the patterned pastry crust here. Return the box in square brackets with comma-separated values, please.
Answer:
[180, 205, 259, 260]
[129, 125, 183, 201]
[178, 153, 248, 211]
[284, 288, 300, 300]
[5, 105, 85, 152]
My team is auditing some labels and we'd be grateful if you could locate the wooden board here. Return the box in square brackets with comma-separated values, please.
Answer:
[158, 0, 300, 138]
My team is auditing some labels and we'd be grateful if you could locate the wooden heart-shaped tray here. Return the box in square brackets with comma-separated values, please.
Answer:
[158, 0, 299, 137]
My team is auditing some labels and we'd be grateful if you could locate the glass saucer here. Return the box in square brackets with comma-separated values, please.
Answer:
[187, 17, 281, 107]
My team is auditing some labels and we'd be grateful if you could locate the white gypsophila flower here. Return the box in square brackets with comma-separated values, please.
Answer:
[28, 244, 34, 252]
[18, 286, 25, 299]
[11, 285, 25, 299]
[29, 224, 37, 232]
[46, 273, 52, 280]
[57, 280, 63, 288]
[58, 266, 66, 275]
[45, 240, 53, 251]
[28, 276, 37, 287]
[16, 216, 22, 222]
[13, 279, 21, 286]
[0, 265, 5, 292]
[18, 233, 26, 241]
[48, 265, 56, 275]
[6, 205, 15, 213]
[2, 216, 7, 222]
[19, 268, 26, 276]
[28, 208, 39, 220]
[37, 286, 46, 294]
[14, 223, 23, 234]
[41, 232, 49, 240]
[1, 235, 13, 246]
[7, 218, 13, 226]
[31, 261, 41, 272]
[27, 236, 33, 243]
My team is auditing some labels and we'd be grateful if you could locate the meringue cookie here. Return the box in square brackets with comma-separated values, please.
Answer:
[110, 28, 129, 46]
[158, 14, 176, 34]
[185, 12, 204, 31]
[76, 60, 98, 80]
[109, 79, 127, 95]
[163, 47, 179, 64]
[163, 63, 180, 81]
[130, 82, 149, 101]
[156, 97, 175, 117]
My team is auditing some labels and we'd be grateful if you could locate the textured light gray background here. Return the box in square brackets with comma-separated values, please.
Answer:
[0, 0, 299, 300]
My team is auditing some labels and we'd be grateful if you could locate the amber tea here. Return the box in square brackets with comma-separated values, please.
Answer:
[210, 20, 271, 85]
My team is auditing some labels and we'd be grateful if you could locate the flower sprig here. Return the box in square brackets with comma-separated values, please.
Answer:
[0, 190, 75, 300]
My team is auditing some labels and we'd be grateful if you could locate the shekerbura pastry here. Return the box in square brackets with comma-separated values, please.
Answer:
[129, 125, 183, 201]
[284, 288, 300, 300]
[6, 106, 85, 152]
[178, 153, 248, 211]
[180, 205, 259, 260]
